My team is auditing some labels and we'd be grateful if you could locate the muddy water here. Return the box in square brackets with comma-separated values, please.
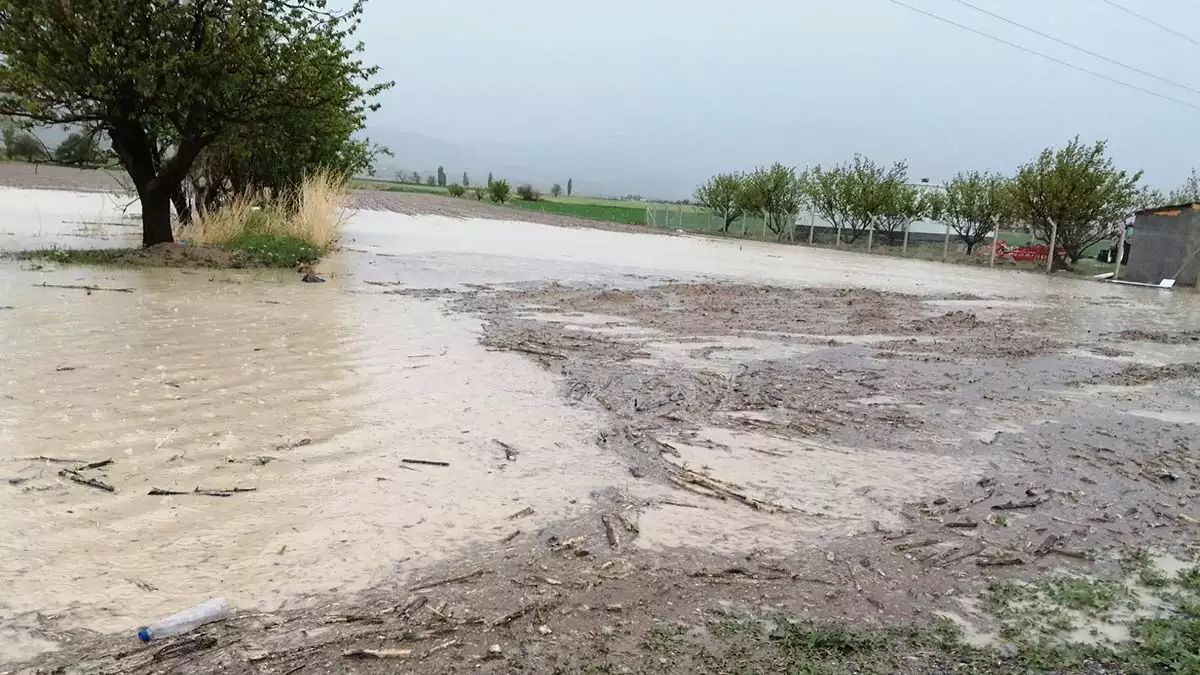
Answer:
[4, 194, 1200, 662]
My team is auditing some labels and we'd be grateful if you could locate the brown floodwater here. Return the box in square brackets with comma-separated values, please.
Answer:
[3, 192, 1200, 662]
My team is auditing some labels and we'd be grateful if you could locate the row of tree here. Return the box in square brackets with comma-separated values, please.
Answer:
[695, 138, 1181, 269]
[393, 168, 576, 200]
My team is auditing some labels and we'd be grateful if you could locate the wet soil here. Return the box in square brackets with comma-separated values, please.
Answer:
[12, 278, 1200, 674]
[0, 163, 126, 193]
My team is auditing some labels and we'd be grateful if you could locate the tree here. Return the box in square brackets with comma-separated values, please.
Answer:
[463, 172, 470, 188]
[412, 172, 422, 184]
[425, 174, 437, 186]
[567, 178, 573, 196]
[5, 130, 46, 161]
[0, 0, 388, 247]
[1010, 137, 1143, 268]
[737, 164, 803, 239]
[1167, 169, 1200, 205]
[803, 156, 908, 244]
[875, 179, 930, 246]
[488, 179, 511, 203]
[437, 166, 446, 187]
[694, 173, 745, 233]
[934, 172, 1014, 255]
[447, 183, 465, 197]
[487, 172, 493, 187]
[53, 130, 104, 166]
[551, 183, 563, 198]
[516, 183, 540, 201]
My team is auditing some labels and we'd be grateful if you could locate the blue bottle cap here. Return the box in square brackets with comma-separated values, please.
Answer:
[137, 627, 151, 642]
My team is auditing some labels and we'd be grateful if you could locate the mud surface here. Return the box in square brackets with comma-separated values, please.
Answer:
[0, 163, 126, 193]
[3, 195, 1200, 673]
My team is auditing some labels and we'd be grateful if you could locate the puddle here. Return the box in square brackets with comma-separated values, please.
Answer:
[634, 427, 986, 554]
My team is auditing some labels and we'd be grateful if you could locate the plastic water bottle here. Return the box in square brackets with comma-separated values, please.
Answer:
[137, 597, 230, 642]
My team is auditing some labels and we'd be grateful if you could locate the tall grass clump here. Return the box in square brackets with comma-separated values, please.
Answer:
[181, 171, 348, 266]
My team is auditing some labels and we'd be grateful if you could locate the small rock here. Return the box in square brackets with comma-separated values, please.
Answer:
[301, 272, 326, 283]
[605, 603, 623, 612]
[537, 624, 552, 635]
[599, 625, 615, 636]
[486, 644, 502, 658]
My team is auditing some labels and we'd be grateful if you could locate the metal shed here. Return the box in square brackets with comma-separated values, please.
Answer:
[1126, 202, 1200, 286]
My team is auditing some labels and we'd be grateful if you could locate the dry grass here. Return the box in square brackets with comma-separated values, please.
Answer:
[181, 171, 348, 249]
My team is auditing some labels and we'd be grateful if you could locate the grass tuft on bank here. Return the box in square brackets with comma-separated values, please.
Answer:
[182, 171, 346, 266]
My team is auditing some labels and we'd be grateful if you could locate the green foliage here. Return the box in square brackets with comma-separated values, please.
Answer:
[1166, 169, 1200, 205]
[487, 172, 493, 186]
[472, 187, 485, 201]
[516, 183, 541, 201]
[53, 131, 104, 166]
[510, 200, 645, 225]
[446, 183, 466, 197]
[224, 233, 322, 267]
[738, 163, 804, 239]
[803, 156, 911, 244]
[551, 183, 563, 198]
[425, 174, 437, 186]
[567, 177, 573, 196]
[694, 173, 744, 233]
[1010, 137, 1143, 266]
[934, 171, 1014, 254]
[462, 171, 470, 188]
[436, 166, 446, 187]
[411, 172, 422, 184]
[489, 179, 511, 203]
[0, 0, 389, 245]
[5, 130, 46, 161]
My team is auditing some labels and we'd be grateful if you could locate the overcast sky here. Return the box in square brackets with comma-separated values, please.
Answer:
[358, 0, 1200, 197]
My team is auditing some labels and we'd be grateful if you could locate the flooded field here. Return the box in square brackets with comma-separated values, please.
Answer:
[3, 187, 1200, 673]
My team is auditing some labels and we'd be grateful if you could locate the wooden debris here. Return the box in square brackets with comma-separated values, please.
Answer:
[893, 537, 940, 551]
[992, 497, 1047, 511]
[501, 344, 566, 359]
[402, 458, 450, 467]
[977, 552, 1025, 567]
[409, 568, 486, 592]
[494, 439, 519, 461]
[658, 499, 705, 510]
[665, 465, 787, 513]
[76, 458, 113, 471]
[342, 648, 412, 659]
[1033, 533, 1069, 556]
[322, 614, 385, 625]
[508, 506, 535, 520]
[148, 488, 187, 496]
[425, 639, 459, 658]
[614, 512, 639, 534]
[934, 542, 986, 566]
[944, 519, 979, 529]
[152, 635, 217, 661]
[58, 468, 114, 493]
[55, 366, 78, 372]
[492, 599, 559, 627]
[395, 595, 428, 617]
[601, 514, 620, 550]
[193, 486, 257, 497]
[18, 456, 84, 464]
[500, 529, 521, 544]
[35, 282, 135, 293]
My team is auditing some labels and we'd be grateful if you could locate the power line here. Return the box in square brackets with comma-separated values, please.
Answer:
[883, 0, 1200, 113]
[1097, 0, 1200, 50]
[947, 0, 1200, 97]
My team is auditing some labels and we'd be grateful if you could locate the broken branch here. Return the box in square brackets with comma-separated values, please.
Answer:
[401, 458, 450, 467]
[58, 468, 114, 492]
[409, 568, 486, 592]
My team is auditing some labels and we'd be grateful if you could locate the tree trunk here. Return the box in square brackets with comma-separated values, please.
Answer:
[171, 187, 192, 226]
[141, 189, 174, 247]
